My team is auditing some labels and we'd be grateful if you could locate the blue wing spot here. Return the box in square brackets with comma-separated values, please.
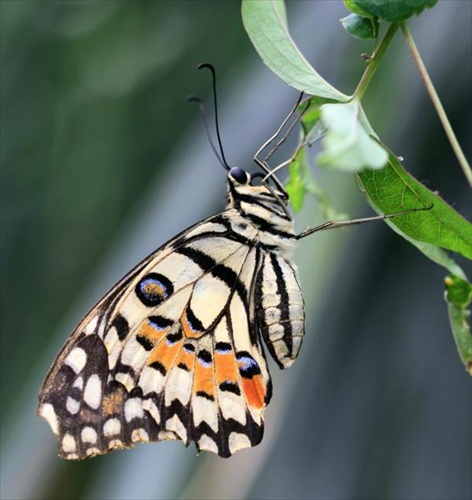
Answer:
[166, 331, 183, 345]
[215, 342, 232, 354]
[148, 315, 174, 331]
[197, 349, 212, 368]
[183, 343, 195, 353]
[236, 351, 261, 378]
[182, 306, 204, 335]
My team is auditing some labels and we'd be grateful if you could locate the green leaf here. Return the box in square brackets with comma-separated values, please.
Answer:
[286, 127, 350, 220]
[379, 222, 466, 279]
[296, 101, 472, 264]
[285, 99, 348, 218]
[357, 155, 472, 378]
[317, 100, 388, 171]
[341, 13, 379, 40]
[348, 0, 438, 23]
[358, 150, 471, 376]
[286, 148, 307, 212]
[446, 274, 472, 306]
[343, 0, 372, 17]
[241, 0, 350, 101]
[299, 96, 337, 147]
[299, 97, 325, 135]
[357, 152, 472, 262]
[445, 274, 472, 375]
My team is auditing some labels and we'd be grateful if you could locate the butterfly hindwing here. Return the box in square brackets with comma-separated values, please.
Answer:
[38, 174, 306, 459]
[38, 213, 273, 458]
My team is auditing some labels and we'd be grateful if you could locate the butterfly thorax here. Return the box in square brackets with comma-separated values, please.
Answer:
[226, 177, 297, 255]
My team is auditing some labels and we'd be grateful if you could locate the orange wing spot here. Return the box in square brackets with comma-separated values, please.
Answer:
[193, 354, 215, 399]
[101, 387, 125, 416]
[138, 320, 170, 343]
[147, 337, 183, 372]
[241, 375, 266, 410]
[173, 344, 196, 372]
[214, 351, 239, 386]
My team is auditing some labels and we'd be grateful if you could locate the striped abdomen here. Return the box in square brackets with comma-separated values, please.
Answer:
[256, 252, 304, 369]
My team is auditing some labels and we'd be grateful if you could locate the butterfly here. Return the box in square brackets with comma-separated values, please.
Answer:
[37, 65, 425, 459]
[37, 134, 307, 458]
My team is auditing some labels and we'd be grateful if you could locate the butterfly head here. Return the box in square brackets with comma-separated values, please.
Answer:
[226, 166, 292, 221]
[229, 166, 287, 197]
[228, 166, 250, 185]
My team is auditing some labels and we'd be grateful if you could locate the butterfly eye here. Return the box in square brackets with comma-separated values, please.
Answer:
[229, 166, 249, 184]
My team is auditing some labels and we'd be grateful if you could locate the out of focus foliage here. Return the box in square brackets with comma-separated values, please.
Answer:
[1, 2, 470, 500]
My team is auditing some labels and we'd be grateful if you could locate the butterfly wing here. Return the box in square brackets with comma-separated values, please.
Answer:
[38, 213, 271, 459]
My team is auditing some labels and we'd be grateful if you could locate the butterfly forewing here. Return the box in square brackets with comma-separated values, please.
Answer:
[38, 176, 305, 459]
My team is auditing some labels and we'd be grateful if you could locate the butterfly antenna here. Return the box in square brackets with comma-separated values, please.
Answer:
[197, 63, 231, 171]
[187, 95, 227, 170]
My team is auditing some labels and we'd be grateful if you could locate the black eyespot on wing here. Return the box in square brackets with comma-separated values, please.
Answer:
[136, 335, 154, 351]
[110, 314, 129, 341]
[236, 351, 261, 378]
[183, 343, 195, 353]
[197, 349, 212, 366]
[219, 381, 241, 395]
[196, 391, 215, 401]
[149, 360, 166, 375]
[148, 315, 174, 330]
[183, 306, 204, 334]
[229, 166, 249, 184]
[135, 273, 174, 307]
[215, 342, 232, 354]
[166, 331, 183, 345]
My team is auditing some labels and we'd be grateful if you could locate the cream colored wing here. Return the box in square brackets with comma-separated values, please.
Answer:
[38, 213, 271, 459]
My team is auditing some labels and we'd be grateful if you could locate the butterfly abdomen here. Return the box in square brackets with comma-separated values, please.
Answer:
[256, 253, 304, 369]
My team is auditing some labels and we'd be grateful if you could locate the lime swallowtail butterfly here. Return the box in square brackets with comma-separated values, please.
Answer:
[37, 65, 417, 459]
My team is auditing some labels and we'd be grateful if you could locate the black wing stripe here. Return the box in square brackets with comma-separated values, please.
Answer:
[269, 254, 293, 354]
[175, 246, 248, 306]
[245, 212, 296, 239]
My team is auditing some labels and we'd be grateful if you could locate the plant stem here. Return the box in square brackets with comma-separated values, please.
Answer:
[354, 23, 399, 101]
[400, 22, 472, 186]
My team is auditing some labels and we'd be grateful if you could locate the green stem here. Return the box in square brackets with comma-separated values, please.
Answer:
[400, 22, 472, 187]
[353, 23, 399, 101]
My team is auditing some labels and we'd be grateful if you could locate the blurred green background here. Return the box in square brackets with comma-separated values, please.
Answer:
[1, 1, 470, 499]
